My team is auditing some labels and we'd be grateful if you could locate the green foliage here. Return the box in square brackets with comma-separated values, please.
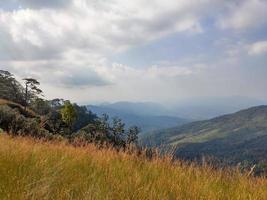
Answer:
[72, 104, 97, 132]
[41, 110, 67, 135]
[31, 98, 51, 115]
[60, 101, 77, 129]
[74, 114, 139, 149]
[127, 126, 140, 145]
[111, 117, 125, 146]
[143, 105, 267, 172]
[0, 70, 24, 105]
[0, 70, 44, 109]
[0, 105, 49, 137]
[23, 78, 43, 107]
[0, 70, 139, 151]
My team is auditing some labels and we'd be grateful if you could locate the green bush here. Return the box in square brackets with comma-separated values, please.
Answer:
[0, 105, 17, 132]
[0, 105, 50, 138]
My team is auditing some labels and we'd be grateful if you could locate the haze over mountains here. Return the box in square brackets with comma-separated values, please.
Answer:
[165, 96, 266, 120]
[87, 102, 189, 132]
[86, 96, 266, 132]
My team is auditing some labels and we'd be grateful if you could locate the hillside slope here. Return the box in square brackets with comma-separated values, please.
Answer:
[143, 105, 267, 165]
[0, 135, 267, 199]
[0, 99, 37, 117]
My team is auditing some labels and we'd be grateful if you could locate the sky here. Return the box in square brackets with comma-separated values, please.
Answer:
[0, 0, 267, 104]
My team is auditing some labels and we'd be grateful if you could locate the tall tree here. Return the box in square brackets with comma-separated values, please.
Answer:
[72, 104, 97, 131]
[31, 98, 51, 115]
[50, 98, 64, 108]
[23, 78, 43, 107]
[126, 126, 140, 145]
[111, 117, 125, 146]
[0, 70, 24, 104]
[60, 101, 77, 132]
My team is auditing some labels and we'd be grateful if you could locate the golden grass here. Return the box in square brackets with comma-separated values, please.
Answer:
[0, 135, 266, 200]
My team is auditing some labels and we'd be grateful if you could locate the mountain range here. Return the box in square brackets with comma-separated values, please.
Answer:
[87, 102, 189, 133]
[142, 105, 267, 166]
[86, 97, 266, 133]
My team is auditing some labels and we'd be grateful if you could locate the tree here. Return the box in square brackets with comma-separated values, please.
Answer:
[23, 78, 43, 107]
[31, 98, 51, 115]
[111, 117, 125, 146]
[72, 104, 97, 132]
[126, 126, 140, 145]
[50, 98, 64, 108]
[94, 114, 110, 143]
[0, 70, 24, 104]
[96, 114, 110, 135]
[41, 110, 66, 135]
[60, 101, 77, 132]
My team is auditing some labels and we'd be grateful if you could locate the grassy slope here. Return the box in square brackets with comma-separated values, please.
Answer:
[145, 106, 267, 145]
[0, 135, 266, 200]
[142, 106, 267, 163]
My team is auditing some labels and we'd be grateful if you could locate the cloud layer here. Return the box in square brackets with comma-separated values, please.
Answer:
[0, 0, 267, 103]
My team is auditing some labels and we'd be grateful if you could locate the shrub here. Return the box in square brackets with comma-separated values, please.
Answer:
[0, 105, 18, 132]
[0, 105, 49, 138]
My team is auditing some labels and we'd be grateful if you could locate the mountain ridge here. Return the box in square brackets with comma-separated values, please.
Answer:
[142, 105, 267, 165]
[87, 104, 189, 133]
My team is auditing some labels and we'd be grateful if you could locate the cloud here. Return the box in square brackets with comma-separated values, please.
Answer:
[0, 0, 215, 90]
[0, 57, 111, 88]
[0, 0, 71, 10]
[0, 0, 267, 103]
[218, 0, 267, 30]
[0, 0, 224, 62]
[100, 63, 201, 81]
[21, 0, 71, 8]
[55, 70, 110, 88]
[248, 41, 267, 55]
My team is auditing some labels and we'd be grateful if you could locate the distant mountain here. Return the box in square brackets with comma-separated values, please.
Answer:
[89, 97, 266, 121]
[97, 101, 170, 116]
[87, 103, 189, 133]
[142, 105, 267, 165]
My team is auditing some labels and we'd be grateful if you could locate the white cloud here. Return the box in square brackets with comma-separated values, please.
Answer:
[0, 0, 213, 61]
[218, 0, 267, 30]
[0, 0, 267, 103]
[0, 0, 71, 9]
[0, 0, 215, 91]
[106, 63, 197, 79]
[248, 40, 267, 55]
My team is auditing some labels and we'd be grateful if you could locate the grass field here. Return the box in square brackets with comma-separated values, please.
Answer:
[0, 134, 266, 200]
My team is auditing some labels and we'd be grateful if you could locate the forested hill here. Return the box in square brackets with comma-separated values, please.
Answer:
[0, 70, 141, 149]
[142, 105, 267, 168]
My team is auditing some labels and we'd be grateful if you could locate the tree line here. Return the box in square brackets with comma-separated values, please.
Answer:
[0, 70, 140, 149]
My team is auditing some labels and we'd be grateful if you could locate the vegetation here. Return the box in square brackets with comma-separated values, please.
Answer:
[0, 70, 24, 105]
[0, 70, 140, 149]
[23, 78, 43, 108]
[0, 135, 266, 200]
[60, 100, 78, 133]
[1, 70, 267, 199]
[143, 106, 267, 174]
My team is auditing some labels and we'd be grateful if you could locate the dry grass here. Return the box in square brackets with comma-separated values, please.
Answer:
[0, 134, 266, 200]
